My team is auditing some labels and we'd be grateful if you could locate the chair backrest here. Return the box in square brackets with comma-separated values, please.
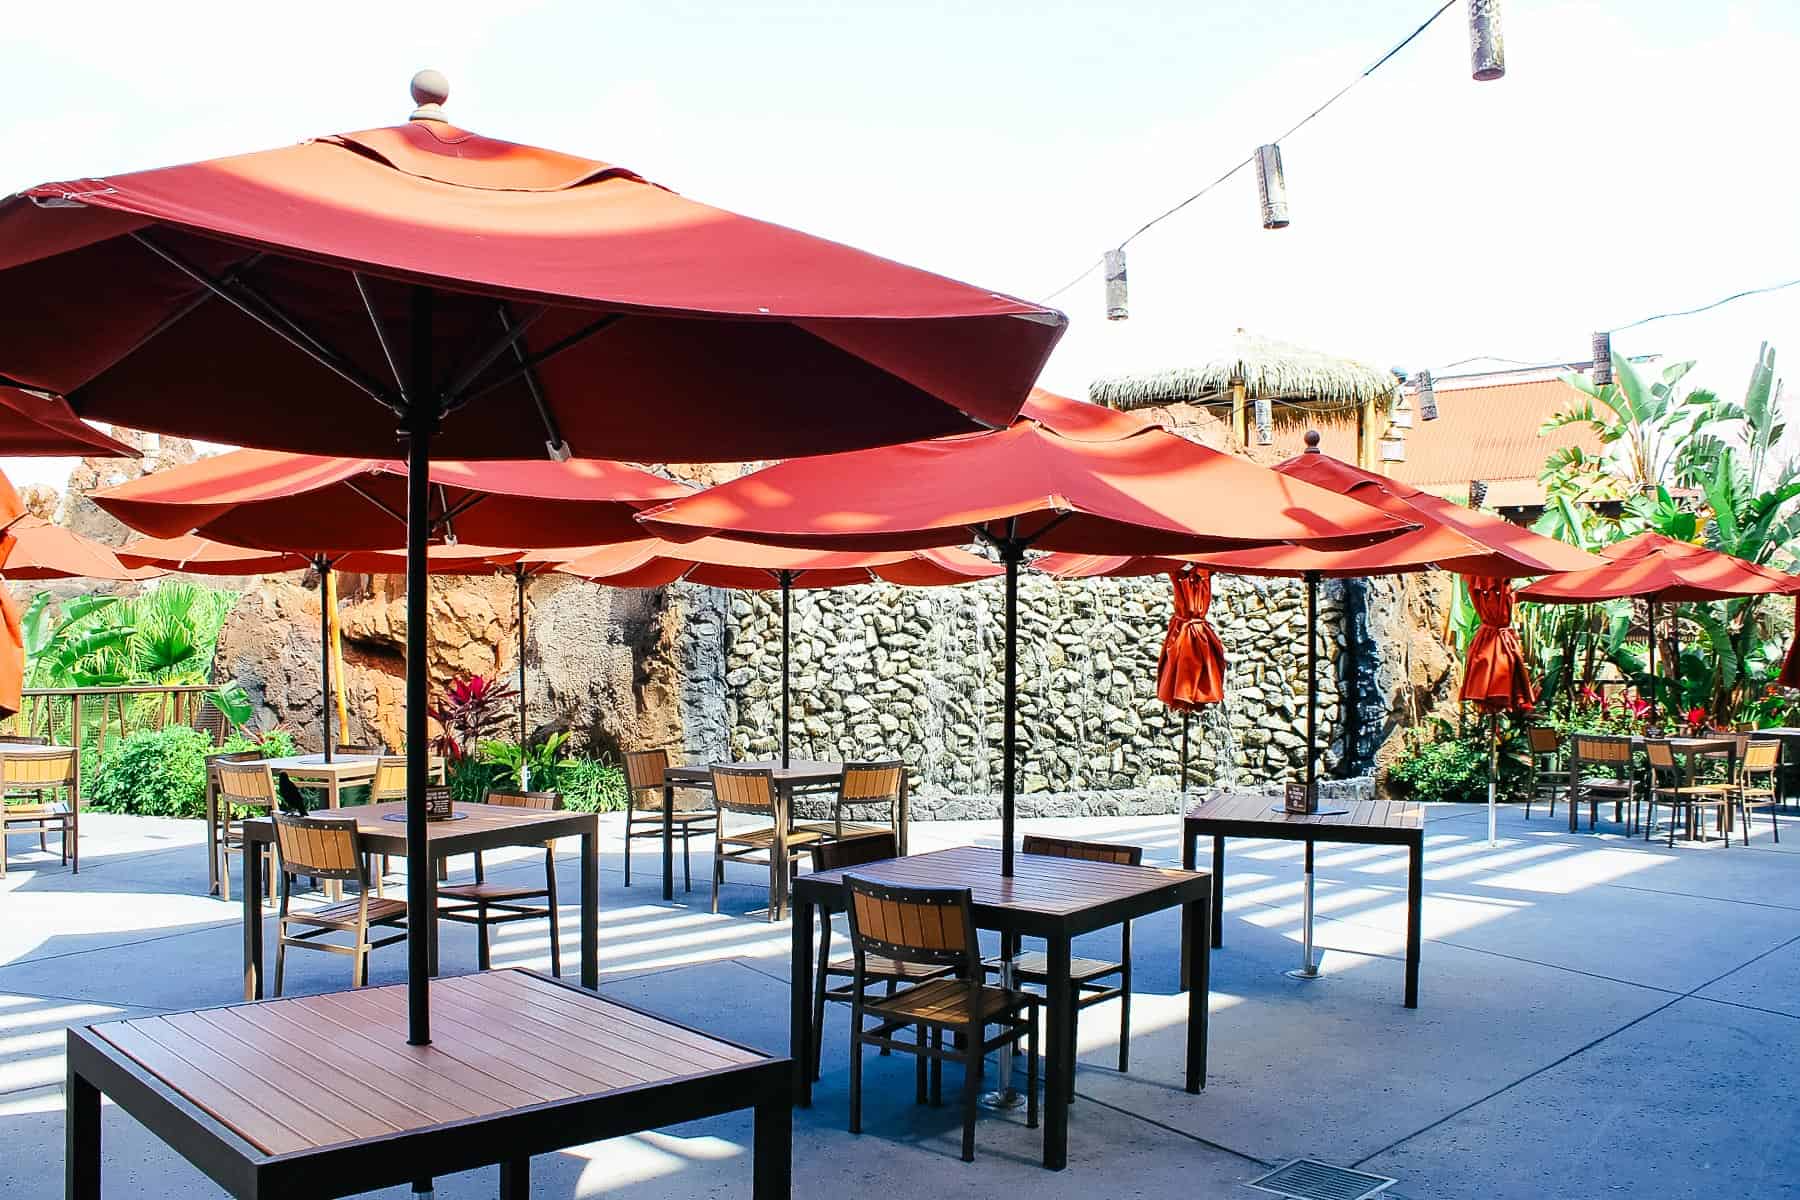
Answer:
[370, 756, 409, 801]
[334, 743, 383, 757]
[1022, 833, 1144, 866]
[1744, 740, 1781, 772]
[1644, 739, 1678, 774]
[810, 831, 899, 872]
[0, 748, 76, 789]
[485, 788, 561, 813]
[840, 761, 904, 803]
[1576, 735, 1633, 766]
[843, 875, 977, 974]
[216, 761, 278, 808]
[271, 813, 365, 881]
[4, 735, 49, 746]
[623, 748, 671, 803]
[1527, 727, 1560, 755]
[710, 764, 778, 819]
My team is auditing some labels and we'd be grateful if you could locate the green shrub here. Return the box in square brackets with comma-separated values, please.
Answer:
[1385, 717, 1532, 805]
[222, 729, 297, 758]
[86, 726, 212, 817]
[557, 756, 629, 813]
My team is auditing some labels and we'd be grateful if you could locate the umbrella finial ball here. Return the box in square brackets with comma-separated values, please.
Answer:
[410, 69, 450, 120]
[1304, 430, 1321, 453]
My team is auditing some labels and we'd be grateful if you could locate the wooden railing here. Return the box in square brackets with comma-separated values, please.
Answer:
[5, 685, 217, 761]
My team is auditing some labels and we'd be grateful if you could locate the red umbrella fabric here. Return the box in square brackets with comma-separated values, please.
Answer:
[0, 516, 162, 581]
[0, 388, 139, 458]
[117, 533, 309, 575]
[0, 473, 25, 718]
[92, 449, 692, 551]
[1158, 568, 1226, 711]
[639, 397, 1414, 555]
[1782, 596, 1800, 689]
[1459, 577, 1538, 712]
[0, 91, 1062, 463]
[546, 537, 998, 590]
[1518, 531, 1795, 603]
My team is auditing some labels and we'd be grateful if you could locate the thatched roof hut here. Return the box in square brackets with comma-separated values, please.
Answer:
[1087, 329, 1399, 417]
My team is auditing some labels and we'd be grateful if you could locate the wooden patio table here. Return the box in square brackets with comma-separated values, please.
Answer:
[790, 844, 1210, 1171]
[65, 968, 792, 1200]
[206, 754, 444, 898]
[1183, 794, 1424, 1008]
[660, 760, 856, 901]
[239, 801, 600, 998]
[1568, 735, 1736, 835]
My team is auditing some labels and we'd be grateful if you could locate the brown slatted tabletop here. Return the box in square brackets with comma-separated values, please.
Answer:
[238, 802, 603, 995]
[789, 845, 1210, 1171]
[1183, 793, 1425, 1009]
[66, 969, 792, 1200]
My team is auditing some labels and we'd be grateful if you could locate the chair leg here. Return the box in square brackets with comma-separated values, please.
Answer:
[848, 1018, 863, 1135]
[624, 820, 633, 887]
[812, 922, 831, 1083]
[711, 848, 724, 915]
[476, 904, 492, 971]
[929, 1027, 942, 1106]
[1026, 1006, 1039, 1129]
[683, 830, 693, 893]
[545, 851, 562, 978]
[219, 846, 232, 904]
[1774, 805, 1781, 844]
[916, 1025, 928, 1105]
[960, 1022, 982, 1163]
[881, 980, 896, 1055]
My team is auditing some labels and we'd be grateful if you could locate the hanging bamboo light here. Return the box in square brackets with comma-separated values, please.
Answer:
[1390, 394, 1414, 430]
[1468, 0, 1505, 81]
[1412, 369, 1438, 421]
[1380, 435, 1407, 463]
[1253, 396, 1273, 445]
[1592, 331, 1612, 386]
[1104, 249, 1128, 321]
[1469, 479, 1489, 507]
[1255, 144, 1289, 229]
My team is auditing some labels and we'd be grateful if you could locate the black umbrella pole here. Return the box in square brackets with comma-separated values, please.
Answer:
[404, 289, 435, 1048]
[1002, 550, 1020, 877]
[517, 569, 528, 747]
[1306, 573, 1319, 800]
[781, 576, 792, 769]
[318, 561, 333, 764]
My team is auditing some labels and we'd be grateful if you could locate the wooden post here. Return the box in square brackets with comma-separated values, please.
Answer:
[327, 568, 349, 737]
[1229, 378, 1247, 450]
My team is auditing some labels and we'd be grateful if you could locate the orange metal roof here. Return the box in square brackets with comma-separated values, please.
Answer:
[1270, 377, 1600, 505]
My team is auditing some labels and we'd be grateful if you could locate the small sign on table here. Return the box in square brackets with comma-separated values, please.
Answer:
[424, 784, 454, 822]
[1284, 780, 1318, 815]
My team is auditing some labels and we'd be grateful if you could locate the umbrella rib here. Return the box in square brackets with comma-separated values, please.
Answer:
[101, 252, 270, 377]
[495, 303, 566, 456]
[460, 313, 626, 408]
[343, 480, 408, 529]
[440, 304, 548, 410]
[353, 272, 409, 402]
[130, 232, 399, 413]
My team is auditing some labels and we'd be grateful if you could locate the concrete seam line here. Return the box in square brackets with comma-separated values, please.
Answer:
[1072, 1090, 1271, 1167]
[1349, 930, 1800, 1170]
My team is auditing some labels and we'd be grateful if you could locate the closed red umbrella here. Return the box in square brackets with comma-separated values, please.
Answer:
[1460, 577, 1537, 713]
[0, 72, 1064, 1048]
[547, 538, 998, 764]
[1157, 568, 1227, 792]
[1782, 597, 1800, 690]
[642, 395, 1413, 873]
[0, 474, 24, 719]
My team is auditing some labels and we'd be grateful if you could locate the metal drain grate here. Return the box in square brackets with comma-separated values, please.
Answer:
[1248, 1159, 1396, 1200]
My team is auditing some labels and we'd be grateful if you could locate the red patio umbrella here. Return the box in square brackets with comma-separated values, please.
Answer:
[0, 516, 163, 582]
[547, 538, 998, 765]
[117, 533, 310, 575]
[641, 396, 1414, 874]
[0, 71, 1064, 1049]
[1156, 568, 1227, 792]
[1520, 531, 1797, 720]
[1781, 596, 1800, 690]
[0, 388, 138, 458]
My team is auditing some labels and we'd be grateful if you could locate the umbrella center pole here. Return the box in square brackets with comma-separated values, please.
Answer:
[402, 288, 438, 1048]
[780, 574, 792, 770]
[1305, 572, 1319, 801]
[1487, 710, 1499, 847]
[1180, 710, 1190, 794]
[1285, 840, 1320, 980]
[1000, 544, 1024, 878]
[980, 936, 1027, 1110]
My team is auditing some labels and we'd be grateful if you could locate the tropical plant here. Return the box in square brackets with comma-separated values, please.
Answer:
[430, 675, 517, 802]
[555, 755, 630, 813]
[84, 726, 213, 818]
[1385, 715, 1531, 804]
[22, 593, 133, 688]
[478, 730, 577, 793]
[23, 583, 237, 689]
[206, 681, 256, 731]
[1541, 354, 1706, 500]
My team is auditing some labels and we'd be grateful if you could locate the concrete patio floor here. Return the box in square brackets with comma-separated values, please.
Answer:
[2, 798, 1797, 1199]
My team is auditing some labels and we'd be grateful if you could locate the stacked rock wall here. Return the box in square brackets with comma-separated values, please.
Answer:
[716, 571, 1353, 813]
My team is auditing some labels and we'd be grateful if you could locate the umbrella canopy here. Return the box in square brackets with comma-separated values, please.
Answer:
[91, 449, 692, 551]
[0, 516, 162, 581]
[1157, 568, 1227, 712]
[0, 474, 24, 718]
[640, 394, 1414, 874]
[117, 533, 309, 575]
[1518, 531, 1796, 603]
[1460, 577, 1537, 713]
[0, 389, 139, 458]
[0, 82, 1062, 463]
[0, 73, 1065, 1052]
[550, 537, 997, 763]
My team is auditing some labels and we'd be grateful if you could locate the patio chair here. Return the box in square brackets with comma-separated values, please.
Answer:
[437, 788, 563, 975]
[844, 875, 1039, 1162]
[1, 735, 54, 855]
[806, 832, 950, 1081]
[1524, 727, 1564, 820]
[1733, 739, 1782, 845]
[1644, 739, 1734, 847]
[799, 760, 907, 851]
[0, 747, 78, 878]
[215, 760, 279, 902]
[989, 834, 1141, 1096]
[270, 813, 407, 994]
[710, 763, 823, 922]
[623, 748, 713, 891]
[1569, 735, 1637, 833]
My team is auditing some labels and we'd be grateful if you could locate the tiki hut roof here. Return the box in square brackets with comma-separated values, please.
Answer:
[1087, 329, 1399, 416]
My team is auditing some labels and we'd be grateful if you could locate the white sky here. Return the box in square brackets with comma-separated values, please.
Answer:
[2, 0, 1795, 490]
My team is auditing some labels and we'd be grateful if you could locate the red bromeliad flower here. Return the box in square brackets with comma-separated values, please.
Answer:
[1627, 695, 1651, 720]
[1685, 705, 1707, 727]
[429, 673, 518, 758]
[1579, 684, 1600, 705]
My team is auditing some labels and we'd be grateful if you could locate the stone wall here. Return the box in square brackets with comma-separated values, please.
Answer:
[716, 571, 1355, 807]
